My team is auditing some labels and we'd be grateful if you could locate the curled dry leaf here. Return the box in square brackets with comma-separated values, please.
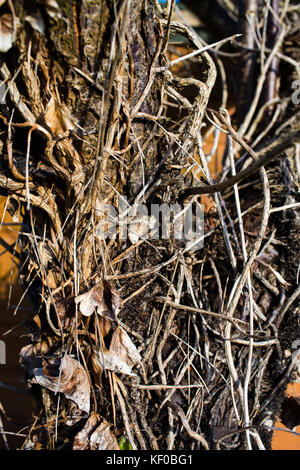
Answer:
[66, 401, 87, 427]
[45, 294, 73, 332]
[73, 413, 120, 450]
[44, 97, 75, 137]
[110, 326, 142, 367]
[73, 412, 100, 450]
[95, 348, 137, 377]
[33, 354, 90, 415]
[37, 240, 56, 268]
[94, 326, 141, 377]
[90, 420, 120, 450]
[25, 14, 45, 35]
[0, 13, 14, 53]
[41, 0, 62, 19]
[99, 316, 112, 338]
[7, 196, 21, 222]
[75, 280, 121, 321]
[54, 295, 73, 320]
[20, 343, 43, 377]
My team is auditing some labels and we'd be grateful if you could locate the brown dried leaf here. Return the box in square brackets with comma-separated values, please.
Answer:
[41, 0, 62, 19]
[66, 401, 86, 427]
[94, 327, 141, 377]
[110, 326, 142, 367]
[54, 295, 73, 320]
[73, 412, 100, 450]
[75, 280, 121, 321]
[90, 420, 120, 450]
[25, 14, 45, 35]
[95, 348, 137, 377]
[7, 196, 21, 222]
[33, 354, 90, 414]
[44, 97, 75, 137]
[0, 13, 14, 53]
[75, 284, 103, 317]
[73, 414, 120, 450]
[37, 241, 55, 268]
[101, 280, 121, 320]
[99, 316, 112, 337]
[91, 352, 104, 388]
[50, 295, 73, 331]
[20, 343, 43, 376]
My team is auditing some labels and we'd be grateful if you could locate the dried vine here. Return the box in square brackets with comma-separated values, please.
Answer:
[0, 0, 299, 451]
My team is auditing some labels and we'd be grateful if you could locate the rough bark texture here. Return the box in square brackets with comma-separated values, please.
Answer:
[0, 0, 299, 451]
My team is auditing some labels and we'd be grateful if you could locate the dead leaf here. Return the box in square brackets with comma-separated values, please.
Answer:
[110, 326, 142, 367]
[50, 295, 73, 330]
[37, 241, 55, 268]
[0, 13, 14, 53]
[54, 295, 73, 319]
[75, 280, 121, 321]
[73, 414, 120, 450]
[73, 412, 100, 450]
[41, 0, 62, 19]
[99, 316, 112, 337]
[95, 347, 137, 377]
[44, 97, 75, 137]
[20, 343, 43, 376]
[33, 354, 90, 415]
[7, 196, 21, 222]
[94, 326, 141, 377]
[90, 420, 120, 450]
[75, 284, 102, 317]
[66, 401, 86, 427]
[25, 14, 45, 35]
